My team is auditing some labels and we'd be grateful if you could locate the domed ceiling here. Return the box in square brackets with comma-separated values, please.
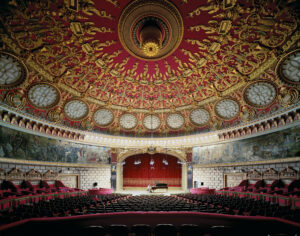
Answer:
[0, 0, 299, 137]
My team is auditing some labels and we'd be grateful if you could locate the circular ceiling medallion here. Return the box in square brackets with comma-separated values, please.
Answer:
[277, 49, 300, 87]
[166, 113, 184, 129]
[118, 0, 183, 61]
[215, 99, 239, 120]
[0, 51, 26, 89]
[190, 108, 210, 126]
[143, 114, 161, 130]
[27, 83, 60, 109]
[119, 113, 138, 130]
[244, 81, 277, 108]
[64, 99, 89, 120]
[93, 109, 114, 126]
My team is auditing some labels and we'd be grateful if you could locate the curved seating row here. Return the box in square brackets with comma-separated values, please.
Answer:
[1, 212, 299, 236]
[1, 179, 82, 198]
[88, 188, 114, 195]
[0, 179, 85, 210]
[2, 193, 300, 226]
[190, 187, 215, 194]
[176, 193, 300, 222]
[0, 193, 129, 226]
[0, 190, 88, 210]
[220, 179, 300, 196]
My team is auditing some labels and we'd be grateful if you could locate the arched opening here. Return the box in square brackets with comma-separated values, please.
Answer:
[122, 153, 182, 188]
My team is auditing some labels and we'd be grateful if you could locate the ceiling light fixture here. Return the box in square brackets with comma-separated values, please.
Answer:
[140, 23, 162, 57]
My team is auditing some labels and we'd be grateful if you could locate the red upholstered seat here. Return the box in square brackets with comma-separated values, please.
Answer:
[55, 180, 79, 192]
[55, 180, 71, 192]
[154, 224, 177, 236]
[0, 190, 8, 199]
[271, 180, 300, 196]
[40, 181, 58, 192]
[1, 180, 31, 196]
[246, 180, 265, 192]
[20, 180, 48, 194]
[190, 188, 215, 194]
[88, 188, 114, 195]
[255, 183, 272, 193]
[78, 225, 106, 235]
[0, 189, 15, 198]
[131, 224, 152, 236]
[109, 224, 129, 236]
[257, 179, 285, 194]
[224, 179, 248, 192]
[208, 225, 236, 236]
[179, 224, 204, 236]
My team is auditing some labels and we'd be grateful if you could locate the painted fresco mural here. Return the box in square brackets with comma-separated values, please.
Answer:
[193, 126, 300, 164]
[0, 126, 111, 164]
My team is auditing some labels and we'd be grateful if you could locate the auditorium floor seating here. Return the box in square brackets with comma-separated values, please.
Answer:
[1, 166, 300, 235]
[1, 193, 300, 235]
[3, 193, 300, 221]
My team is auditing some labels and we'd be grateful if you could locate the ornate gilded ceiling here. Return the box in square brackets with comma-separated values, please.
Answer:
[0, 0, 299, 137]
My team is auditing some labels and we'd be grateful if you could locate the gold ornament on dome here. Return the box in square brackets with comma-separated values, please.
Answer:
[6, 91, 26, 110]
[118, 0, 183, 61]
[142, 39, 160, 57]
[48, 107, 63, 123]
[240, 106, 255, 122]
[147, 147, 156, 154]
[209, 118, 222, 131]
[140, 25, 162, 57]
[81, 119, 94, 131]
[278, 87, 299, 107]
[0, 0, 299, 137]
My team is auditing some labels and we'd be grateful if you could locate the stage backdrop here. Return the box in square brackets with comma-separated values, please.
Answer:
[123, 153, 182, 187]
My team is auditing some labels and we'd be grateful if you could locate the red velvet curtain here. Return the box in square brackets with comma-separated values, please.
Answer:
[123, 153, 182, 187]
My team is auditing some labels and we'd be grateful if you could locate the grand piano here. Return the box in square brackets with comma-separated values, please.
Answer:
[150, 183, 168, 192]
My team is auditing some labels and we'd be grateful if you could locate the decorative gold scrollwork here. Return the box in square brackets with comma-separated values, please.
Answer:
[278, 87, 299, 107]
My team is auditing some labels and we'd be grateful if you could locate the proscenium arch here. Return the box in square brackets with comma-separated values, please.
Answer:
[115, 149, 188, 191]
[117, 149, 187, 164]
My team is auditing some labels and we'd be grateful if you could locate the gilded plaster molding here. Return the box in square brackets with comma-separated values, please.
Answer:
[0, 101, 299, 148]
[193, 157, 300, 168]
[117, 147, 186, 162]
[26, 56, 54, 82]
[0, 157, 111, 168]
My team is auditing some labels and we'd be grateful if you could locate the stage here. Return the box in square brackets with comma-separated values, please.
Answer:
[116, 187, 187, 196]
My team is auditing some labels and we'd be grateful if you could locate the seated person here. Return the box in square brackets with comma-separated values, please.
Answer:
[93, 182, 98, 189]
[147, 184, 152, 193]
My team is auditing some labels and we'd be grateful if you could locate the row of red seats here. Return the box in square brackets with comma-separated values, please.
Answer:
[1, 211, 299, 236]
[220, 179, 300, 196]
[177, 193, 300, 223]
[0, 180, 82, 200]
[0, 194, 129, 226]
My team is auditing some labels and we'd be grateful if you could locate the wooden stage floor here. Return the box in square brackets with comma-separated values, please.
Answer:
[116, 187, 187, 196]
